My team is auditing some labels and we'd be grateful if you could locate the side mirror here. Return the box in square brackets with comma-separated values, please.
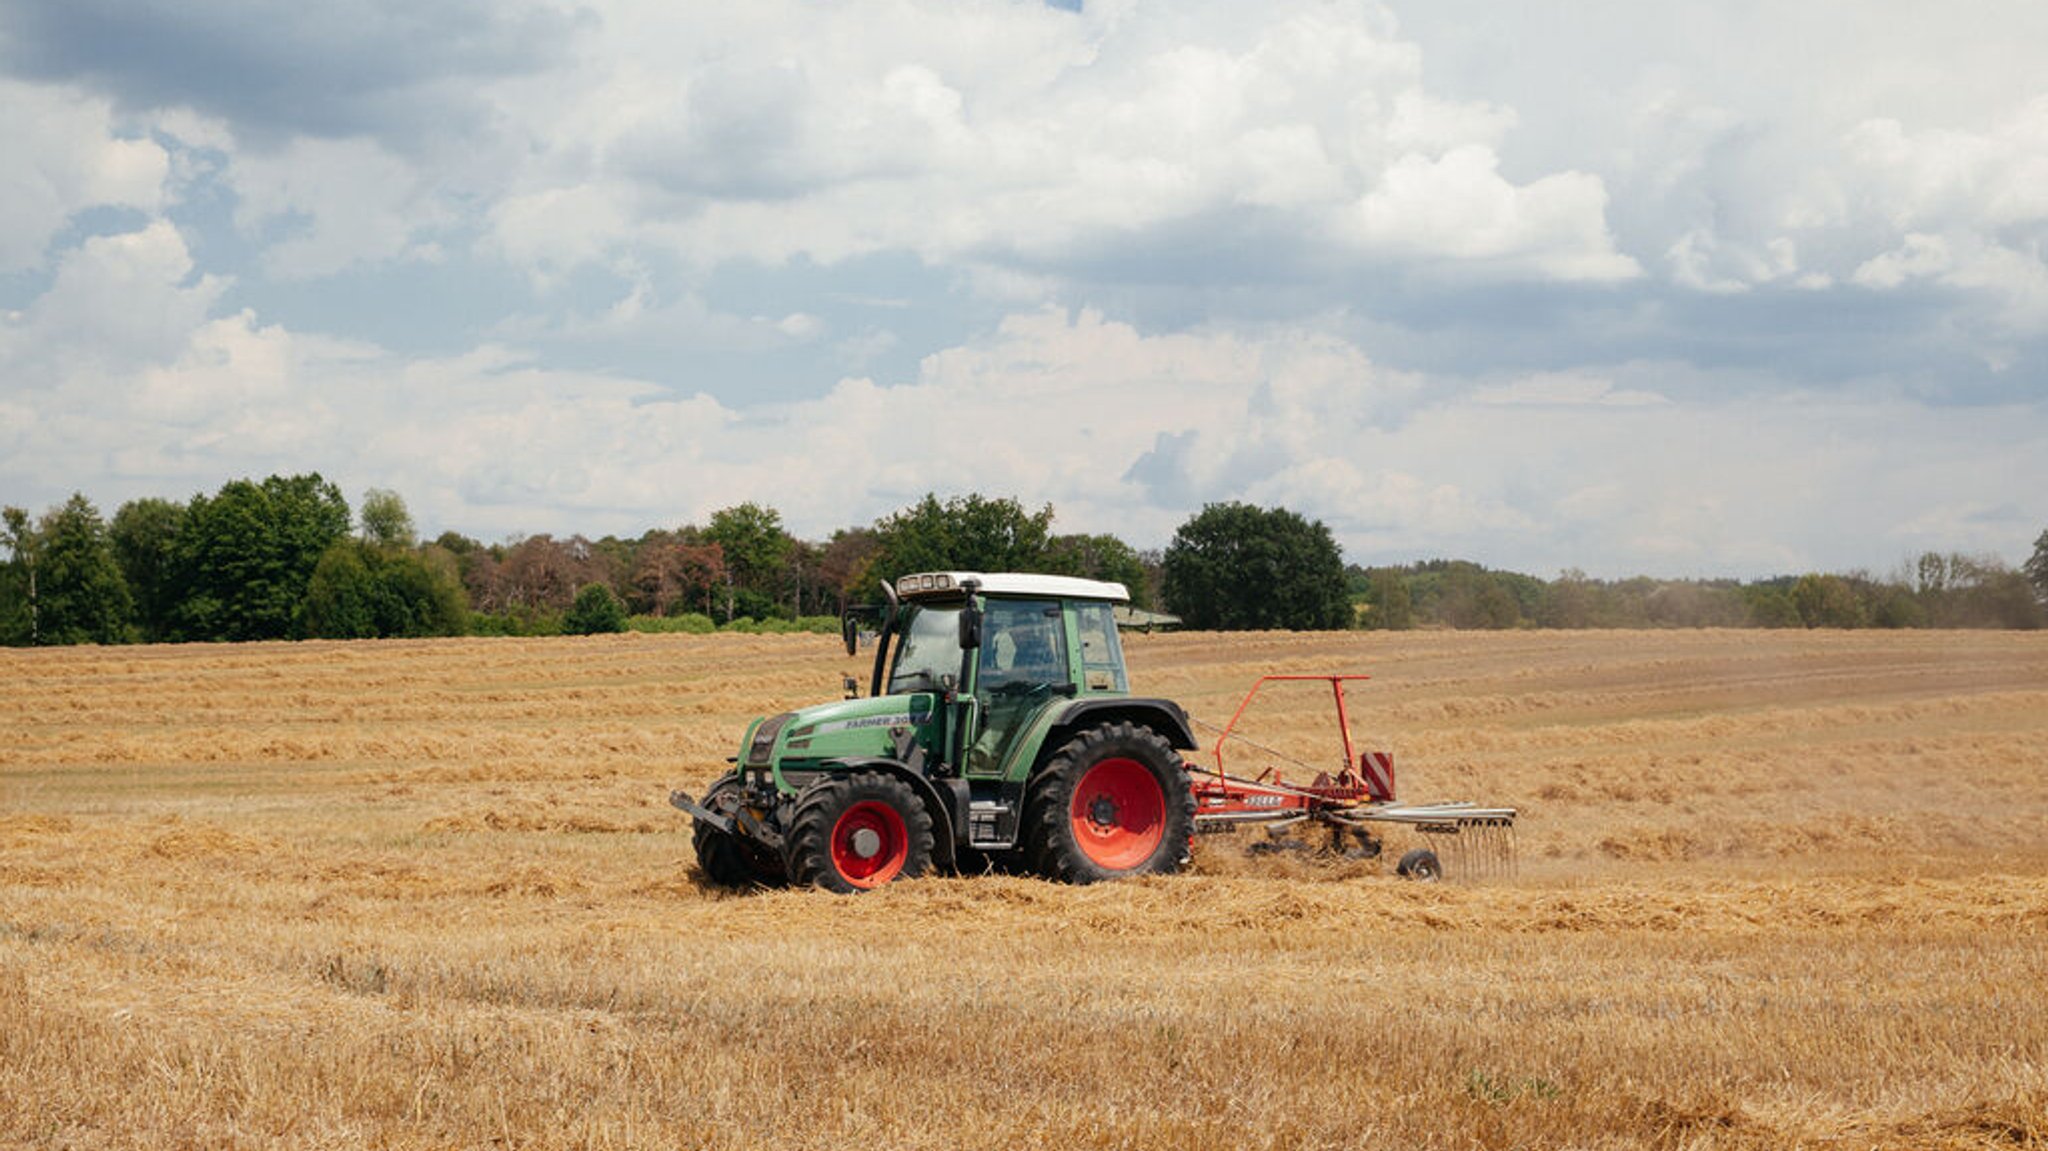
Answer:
[841, 611, 859, 657]
[957, 578, 983, 649]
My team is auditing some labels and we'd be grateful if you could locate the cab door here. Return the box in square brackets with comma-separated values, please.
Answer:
[963, 597, 1067, 778]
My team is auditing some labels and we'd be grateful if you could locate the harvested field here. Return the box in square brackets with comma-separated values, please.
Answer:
[4, 629, 2047, 1149]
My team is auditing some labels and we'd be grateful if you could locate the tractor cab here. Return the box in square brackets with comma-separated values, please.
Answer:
[862, 572, 1136, 779]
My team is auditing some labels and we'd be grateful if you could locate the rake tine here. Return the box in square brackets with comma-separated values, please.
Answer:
[1442, 818, 1517, 884]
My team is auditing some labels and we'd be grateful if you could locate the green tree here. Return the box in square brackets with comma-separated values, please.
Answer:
[304, 541, 469, 639]
[1916, 552, 1953, 598]
[1399, 560, 1525, 629]
[1538, 569, 1596, 628]
[868, 494, 1056, 581]
[303, 543, 380, 638]
[172, 474, 351, 641]
[1745, 584, 1802, 628]
[1161, 502, 1350, 630]
[359, 488, 416, 549]
[1361, 567, 1413, 630]
[34, 494, 133, 645]
[703, 503, 794, 620]
[111, 498, 187, 642]
[1868, 583, 1927, 629]
[1791, 573, 1866, 628]
[1642, 581, 1750, 628]
[1046, 532, 1151, 607]
[1960, 567, 2044, 630]
[307, 489, 469, 640]
[564, 582, 627, 634]
[434, 530, 483, 557]
[2027, 530, 2048, 607]
[1435, 564, 1522, 629]
[1915, 552, 2041, 628]
[1, 506, 39, 645]
[374, 548, 465, 637]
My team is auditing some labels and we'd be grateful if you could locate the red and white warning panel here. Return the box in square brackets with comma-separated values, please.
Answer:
[1359, 749, 1395, 802]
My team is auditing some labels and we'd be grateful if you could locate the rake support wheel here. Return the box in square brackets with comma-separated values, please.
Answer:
[692, 774, 785, 889]
[786, 771, 934, 893]
[1397, 847, 1443, 882]
[1025, 721, 1194, 884]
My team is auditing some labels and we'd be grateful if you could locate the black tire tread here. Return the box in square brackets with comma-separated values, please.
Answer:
[691, 774, 785, 888]
[785, 770, 936, 893]
[1396, 847, 1443, 882]
[1022, 720, 1195, 885]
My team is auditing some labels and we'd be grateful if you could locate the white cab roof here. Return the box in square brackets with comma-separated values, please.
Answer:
[896, 571, 1130, 603]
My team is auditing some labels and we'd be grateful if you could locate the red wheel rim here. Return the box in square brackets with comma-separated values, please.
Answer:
[829, 800, 909, 888]
[1069, 757, 1166, 871]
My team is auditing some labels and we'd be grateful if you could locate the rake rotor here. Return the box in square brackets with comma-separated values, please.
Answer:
[1188, 675, 1519, 883]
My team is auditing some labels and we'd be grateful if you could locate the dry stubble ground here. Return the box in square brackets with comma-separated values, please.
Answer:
[2, 629, 2046, 1149]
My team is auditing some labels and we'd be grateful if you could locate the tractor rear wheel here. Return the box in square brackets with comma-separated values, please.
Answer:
[692, 774, 786, 889]
[785, 771, 935, 893]
[1024, 721, 1194, 884]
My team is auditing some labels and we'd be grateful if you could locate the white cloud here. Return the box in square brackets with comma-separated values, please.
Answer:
[1354, 146, 1639, 280]
[464, 0, 1634, 286]
[1381, 4, 2048, 333]
[1386, 89, 1516, 155]
[1838, 101, 2048, 335]
[0, 221, 225, 371]
[0, 79, 169, 272]
[489, 280, 837, 353]
[3, 236, 2044, 578]
[1667, 229, 1807, 294]
[1470, 372, 1668, 408]
[1847, 103, 2048, 231]
[229, 136, 451, 277]
[484, 184, 637, 288]
[1852, 233, 1952, 290]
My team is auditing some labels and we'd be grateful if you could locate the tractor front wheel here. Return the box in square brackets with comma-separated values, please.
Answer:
[785, 771, 935, 893]
[1024, 721, 1194, 884]
[692, 774, 786, 889]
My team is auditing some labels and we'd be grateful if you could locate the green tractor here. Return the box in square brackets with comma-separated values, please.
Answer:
[671, 571, 1197, 891]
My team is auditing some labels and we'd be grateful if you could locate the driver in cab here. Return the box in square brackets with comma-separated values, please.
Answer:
[983, 605, 1063, 691]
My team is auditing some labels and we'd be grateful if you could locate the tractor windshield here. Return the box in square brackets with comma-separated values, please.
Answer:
[887, 604, 961, 694]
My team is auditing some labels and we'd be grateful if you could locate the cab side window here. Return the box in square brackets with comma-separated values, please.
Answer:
[979, 599, 1066, 690]
[1075, 602, 1128, 693]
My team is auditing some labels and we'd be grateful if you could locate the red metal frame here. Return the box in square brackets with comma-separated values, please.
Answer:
[1210, 674, 1369, 777]
[1191, 674, 1397, 825]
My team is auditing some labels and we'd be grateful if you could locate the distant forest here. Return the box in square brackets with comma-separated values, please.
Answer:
[4, 473, 2045, 646]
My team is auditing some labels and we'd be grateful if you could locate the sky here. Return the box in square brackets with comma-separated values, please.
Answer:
[2, 0, 2045, 580]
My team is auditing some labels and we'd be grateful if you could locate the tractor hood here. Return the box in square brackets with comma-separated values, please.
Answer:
[738, 692, 939, 775]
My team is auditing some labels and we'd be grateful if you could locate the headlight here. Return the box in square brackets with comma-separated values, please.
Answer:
[896, 572, 956, 595]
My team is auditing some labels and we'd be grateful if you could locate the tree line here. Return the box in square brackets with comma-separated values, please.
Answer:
[3, 475, 2044, 646]
[1353, 554, 2047, 631]
[0, 482, 1166, 644]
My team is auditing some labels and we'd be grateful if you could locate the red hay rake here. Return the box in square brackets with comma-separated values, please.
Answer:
[1187, 675, 1518, 881]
